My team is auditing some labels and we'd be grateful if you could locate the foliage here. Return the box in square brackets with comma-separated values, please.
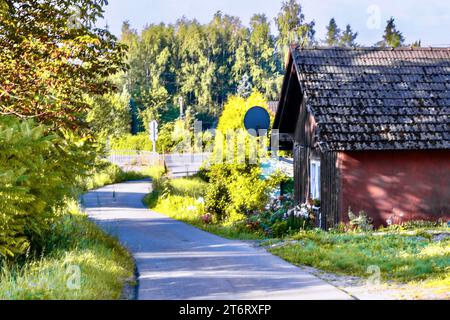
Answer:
[271, 221, 289, 238]
[86, 86, 132, 139]
[0, 116, 94, 258]
[120, 11, 285, 131]
[204, 92, 281, 222]
[378, 17, 405, 48]
[0, 0, 127, 134]
[347, 207, 374, 232]
[269, 230, 450, 287]
[340, 24, 358, 47]
[0, 204, 134, 300]
[79, 161, 148, 192]
[110, 133, 152, 151]
[324, 18, 358, 47]
[204, 182, 231, 222]
[275, 0, 316, 61]
[143, 176, 264, 241]
[324, 18, 340, 46]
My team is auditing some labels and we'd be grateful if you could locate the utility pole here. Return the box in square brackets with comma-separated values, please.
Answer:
[179, 96, 184, 120]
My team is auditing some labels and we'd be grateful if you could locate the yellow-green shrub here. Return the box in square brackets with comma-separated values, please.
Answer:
[205, 92, 282, 222]
[0, 116, 92, 258]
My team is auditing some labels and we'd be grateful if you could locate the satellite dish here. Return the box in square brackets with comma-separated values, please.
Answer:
[244, 106, 270, 137]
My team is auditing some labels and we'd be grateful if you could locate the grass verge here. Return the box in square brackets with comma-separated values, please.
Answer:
[0, 202, 134, 300]
[144, 171, 450, 293]
[143, 175, 264, 240]
[0, 163, 151, 300]
[267, 230, 450, 289]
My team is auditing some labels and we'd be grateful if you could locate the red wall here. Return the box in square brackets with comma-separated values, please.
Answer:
[339, 150, 450, 227]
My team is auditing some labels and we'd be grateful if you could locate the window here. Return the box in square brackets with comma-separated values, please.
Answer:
[310, 160, 321, 200]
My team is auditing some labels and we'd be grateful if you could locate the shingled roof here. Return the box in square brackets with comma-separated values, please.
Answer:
[289, 46, 450, 151]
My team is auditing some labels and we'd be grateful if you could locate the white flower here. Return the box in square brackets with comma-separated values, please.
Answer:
[196, 197, 205, 204]
[187, 205, 196, 212]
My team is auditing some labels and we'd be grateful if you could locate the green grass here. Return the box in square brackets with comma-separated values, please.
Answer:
[0, 203, 134, 300]
[143, 176, 264, 240]
[144, 171, 450, 290]
[268, 230, 450, 287]
[80, 162, 149, 191]
[169, 177, 208, 197]
[0, 163, 150, 300]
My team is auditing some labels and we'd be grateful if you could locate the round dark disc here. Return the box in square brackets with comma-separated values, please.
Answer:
[244, 106, 270, 137]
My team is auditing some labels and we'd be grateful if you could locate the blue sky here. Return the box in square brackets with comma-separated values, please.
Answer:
[99, 0, 450, 46]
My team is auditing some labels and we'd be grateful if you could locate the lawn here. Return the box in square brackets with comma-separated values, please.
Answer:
[267, 230, 450, 288]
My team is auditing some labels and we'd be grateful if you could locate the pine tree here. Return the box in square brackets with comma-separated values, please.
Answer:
[411, 40, 421, 48]
[379, 17, 404, 48]
[324, 18, 340, 46]
[340, 24, 358, 47]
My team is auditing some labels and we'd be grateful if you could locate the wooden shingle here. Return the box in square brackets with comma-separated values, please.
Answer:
[291, 46, 450, 151]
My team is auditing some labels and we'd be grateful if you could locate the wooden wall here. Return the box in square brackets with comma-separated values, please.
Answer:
[320, 151, 341, 229]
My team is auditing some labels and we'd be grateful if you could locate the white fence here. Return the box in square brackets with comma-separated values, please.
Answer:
[107, 150, 164, 171]
[107, 151, 210, 177]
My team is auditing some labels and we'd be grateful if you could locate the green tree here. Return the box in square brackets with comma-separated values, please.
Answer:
[411, 40, 421, 48]
[86, 88, 131, 139]
[248, 14, 282, 100]
[0, 0, 127, 134]
[339, 24, 358, 47]
[378, 17, 404, 48]
[275, 0, 316, 63]
[0, 116, 93, 257]
[324, 18, 340, 46]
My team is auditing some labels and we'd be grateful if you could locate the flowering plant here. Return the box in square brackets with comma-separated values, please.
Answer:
[200, 213, 213, 224]
[285, 203, 312, 219]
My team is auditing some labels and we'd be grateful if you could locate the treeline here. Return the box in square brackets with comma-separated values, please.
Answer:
[120, 12, 284, 133]
[96, 0, 410, 138]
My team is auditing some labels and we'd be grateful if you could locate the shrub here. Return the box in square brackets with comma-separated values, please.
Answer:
[110, 133, 152, 151]
[204, 181, 231, 222]
[0, 116, 93, 258]
[272, 221, 289, 238]
[347, 208, 374, 232]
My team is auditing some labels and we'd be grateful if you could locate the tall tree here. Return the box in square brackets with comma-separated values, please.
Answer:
[248, 14, 281, 100]
[340, 24, 358, 47]
[275, 0, 316, 63]
[379, 17, 404, 48]
[324, 18, 340, 46]
[0, 0, 127, 134]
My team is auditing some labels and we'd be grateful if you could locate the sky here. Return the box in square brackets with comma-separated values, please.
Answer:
[99, 0, 450, 46]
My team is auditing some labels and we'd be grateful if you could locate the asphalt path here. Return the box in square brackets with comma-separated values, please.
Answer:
[83, 179, 351, 300]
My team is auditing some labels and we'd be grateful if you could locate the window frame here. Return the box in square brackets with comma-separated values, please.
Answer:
[310, 159, 321, 200]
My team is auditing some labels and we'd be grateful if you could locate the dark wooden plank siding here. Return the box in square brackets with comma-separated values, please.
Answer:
[320, 151, 340, 229]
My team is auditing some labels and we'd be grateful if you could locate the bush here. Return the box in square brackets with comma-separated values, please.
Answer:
[0, 116, 93, 258]
[272, 221, 288, 238]
[78, 161, 148, 192]
[110, 133, 152, 151]
[204, 181, 231, 222]
[348, 208, 374, 232]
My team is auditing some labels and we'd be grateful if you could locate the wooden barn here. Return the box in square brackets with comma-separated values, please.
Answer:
[273, 46, 450, 228]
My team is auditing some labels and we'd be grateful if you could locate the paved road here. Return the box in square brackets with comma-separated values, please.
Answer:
[82, 180, 351, 300]
[165, 153, 209, 178]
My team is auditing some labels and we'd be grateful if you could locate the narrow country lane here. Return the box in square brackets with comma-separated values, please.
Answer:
[82, 180, 352, 300]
